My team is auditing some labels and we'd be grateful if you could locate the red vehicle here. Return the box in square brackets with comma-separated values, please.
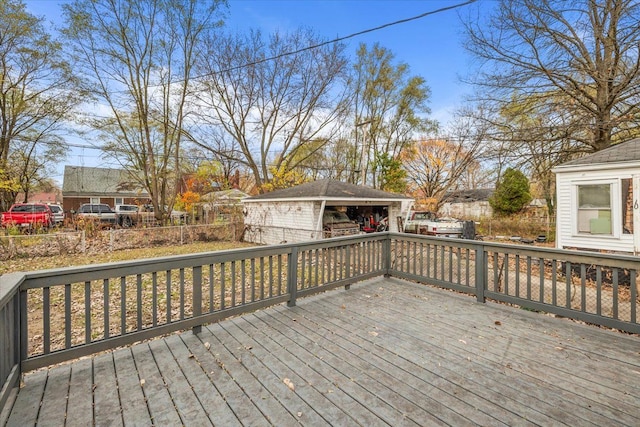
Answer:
[1, 203, 54, 229]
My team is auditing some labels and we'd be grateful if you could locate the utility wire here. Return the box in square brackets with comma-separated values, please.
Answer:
[198, 0, 478, 77]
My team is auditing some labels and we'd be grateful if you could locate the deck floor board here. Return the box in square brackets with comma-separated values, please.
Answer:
[5, 277, 640, 426]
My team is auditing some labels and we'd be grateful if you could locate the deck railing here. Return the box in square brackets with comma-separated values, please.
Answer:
[2, 232, 639, 414]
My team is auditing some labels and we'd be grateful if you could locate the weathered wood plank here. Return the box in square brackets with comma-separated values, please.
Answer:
[37, 364, 71, 427]
[147, 338, 213, 424]
[201, 323, 301, 426]
[307, 279, 638, 426]
[92, 352, 123, 426]
[263, 304, 513, 426]
[164, 334, 241, 427]
[5, 368, 47, 427]
[240, 311, 452, 426]
[221, 317, 341, 426]
[298, 296, 562, 425]
[131, 341, 183, 426]
[305, 285, 596, 425]
[65, 357, 94, 427]
[218, 316, 364, 426]
[179, 332, 269, 426]
[215, 313, 416, 426]
[355, 280, 640, 423]
[112, 347, 149, 425]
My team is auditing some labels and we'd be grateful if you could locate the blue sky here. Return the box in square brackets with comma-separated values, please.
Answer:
[25, 0, 483, 183]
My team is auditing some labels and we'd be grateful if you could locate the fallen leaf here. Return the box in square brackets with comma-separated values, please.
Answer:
[459, 339, 467, 344]
[297, 412, 302, 417]
[494, 321, 502, 326]
[188, 353, 195, 358]
[140, 379, 146, 386]
[204, 342, 211, 350]
[283, 378, 295, 391]
[369, 331, 379, 337]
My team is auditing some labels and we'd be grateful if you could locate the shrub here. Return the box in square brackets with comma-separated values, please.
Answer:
[489, 168, 532, 216]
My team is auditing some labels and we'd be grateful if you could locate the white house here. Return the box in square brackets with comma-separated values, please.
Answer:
[439, 189, 494, 219]
[242, 179, 413, 245]
[553, 138, 640, 254]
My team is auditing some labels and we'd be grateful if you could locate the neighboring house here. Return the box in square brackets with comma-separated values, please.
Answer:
[553, 138, 640, 254]
[242, 179, 413, 245]
[27, 192, 60, 204]
[200, 188, 249, 221]
[439, 189, 494, 219]
[62, 166, 150, 213]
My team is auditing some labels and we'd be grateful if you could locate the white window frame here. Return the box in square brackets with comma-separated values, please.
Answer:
[90, 197, 100, 204]
[572, 179, 619, 237]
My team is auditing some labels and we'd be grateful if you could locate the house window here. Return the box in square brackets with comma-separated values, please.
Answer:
[90, 197, 100, 204]
[577, 184, 611, 234]
[115, 197, 124, 206]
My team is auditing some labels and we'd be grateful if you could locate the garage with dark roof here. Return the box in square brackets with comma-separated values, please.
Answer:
[241, 179, 413, 244]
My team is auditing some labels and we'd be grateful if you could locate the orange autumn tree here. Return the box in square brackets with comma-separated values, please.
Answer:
[401, 137, 481, 212]
[176, 190, 200, 213]
[175, 161, 220, 212]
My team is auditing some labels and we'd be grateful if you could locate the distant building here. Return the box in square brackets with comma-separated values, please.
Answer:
[439, 189, 493, 219]
[62, 165, 150, 213]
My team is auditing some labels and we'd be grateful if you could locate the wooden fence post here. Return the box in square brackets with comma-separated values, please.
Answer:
[475, 243, 486, 303]
[287, 247, 298, 307]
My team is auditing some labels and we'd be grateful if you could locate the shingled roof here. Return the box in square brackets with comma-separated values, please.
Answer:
[559, 138, 640, 167]
[62, 166, 148, 197]
[244, 179, 411, 202]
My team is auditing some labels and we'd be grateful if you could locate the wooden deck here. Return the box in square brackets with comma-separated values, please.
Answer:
[3, 277, 640, 426]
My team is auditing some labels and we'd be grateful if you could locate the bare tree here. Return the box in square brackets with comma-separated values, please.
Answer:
[0, 0, 81, 210]
[350, 43, 436, 188]
[193, 29, 349, 192]
[401, 113, 489, 211]
[63, 0, 226, 219]
[463, 0, 640, 153]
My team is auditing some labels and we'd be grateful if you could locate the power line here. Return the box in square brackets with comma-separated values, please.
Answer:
[196, 0, 478, 78]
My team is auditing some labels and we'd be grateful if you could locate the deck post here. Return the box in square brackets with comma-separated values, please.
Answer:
[287, 247, 298, 307]
[192, 266, 202, 334]
[383, 234, 391, 277]
[474, 243, 486, 303]
[344, 245, 351, 290]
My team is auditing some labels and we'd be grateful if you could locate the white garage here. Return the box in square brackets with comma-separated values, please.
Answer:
[242, 179, 413, 245]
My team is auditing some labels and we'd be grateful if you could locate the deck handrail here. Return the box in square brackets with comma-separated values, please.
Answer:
[2, 232, 639, 415]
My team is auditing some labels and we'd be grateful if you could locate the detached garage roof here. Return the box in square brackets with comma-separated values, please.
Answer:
[243, 179, 412, 203]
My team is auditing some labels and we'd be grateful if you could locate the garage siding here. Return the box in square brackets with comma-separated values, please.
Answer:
[243, 201, 321, 244]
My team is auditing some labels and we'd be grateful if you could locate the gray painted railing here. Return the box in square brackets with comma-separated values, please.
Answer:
[2, 232, 639, 415]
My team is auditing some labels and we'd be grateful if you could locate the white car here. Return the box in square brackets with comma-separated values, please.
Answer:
[47, 204, 65, 226]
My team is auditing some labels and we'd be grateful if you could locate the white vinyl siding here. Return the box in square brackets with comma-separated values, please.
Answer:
[555, 165, 636, 253]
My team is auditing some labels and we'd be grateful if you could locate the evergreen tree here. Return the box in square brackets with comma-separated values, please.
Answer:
[489, 168, 532, 216]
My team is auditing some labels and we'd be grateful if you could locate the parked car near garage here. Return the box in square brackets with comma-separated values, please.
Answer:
[115, 204, 157, 227]
[47, 204, 65, 226]
[75, 203, 118, 225]
[1, 203, 54, 229]
[404, 210, 463, 237]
